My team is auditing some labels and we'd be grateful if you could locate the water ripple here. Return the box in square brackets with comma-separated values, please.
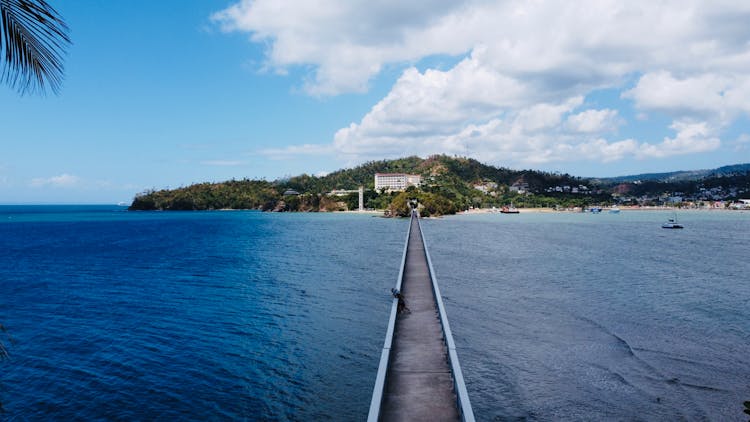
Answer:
[0, 209, 404, 420]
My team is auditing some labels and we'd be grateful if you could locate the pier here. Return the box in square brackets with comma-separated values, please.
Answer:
[368, 211, 474, 421]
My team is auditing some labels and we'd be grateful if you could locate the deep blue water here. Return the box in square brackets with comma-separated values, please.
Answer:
[1, 206, 403, 420]
[1, 206, 749, 420]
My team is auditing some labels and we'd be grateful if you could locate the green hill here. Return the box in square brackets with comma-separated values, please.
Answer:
[593, 163, 750, 183]
[129, 155, 596, 214]
[129, 180, 279, 211]
[129, 155, 750, 214]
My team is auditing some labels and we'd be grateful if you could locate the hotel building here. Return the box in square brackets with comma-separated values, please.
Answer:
[374, 173, 422, 192]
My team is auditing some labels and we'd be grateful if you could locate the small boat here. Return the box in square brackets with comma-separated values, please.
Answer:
[589, 207, 602, 213]
[609, 206, 620, 214]
[500, 203, 519, 214]
[662, 217, 683, 229]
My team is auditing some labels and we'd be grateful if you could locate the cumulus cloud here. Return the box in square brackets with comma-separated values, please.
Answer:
[30, 174, 81, 188]
[566, 109, 621, 133]
[215, 0, 750, 167]
[212, 0, 470, 95]
[333, 90, 632, 165]
[637, 120, 721, 158]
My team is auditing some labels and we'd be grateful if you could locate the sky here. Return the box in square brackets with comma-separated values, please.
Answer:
[2, 0, 750, 204]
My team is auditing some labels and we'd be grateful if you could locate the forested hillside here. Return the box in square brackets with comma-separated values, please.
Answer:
[129, 155, 750, 214]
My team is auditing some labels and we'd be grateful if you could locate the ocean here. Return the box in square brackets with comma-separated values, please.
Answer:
[1, 206, 748, 420]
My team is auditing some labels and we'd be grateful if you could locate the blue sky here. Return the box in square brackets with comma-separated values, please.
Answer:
[2, 0, 750, 203]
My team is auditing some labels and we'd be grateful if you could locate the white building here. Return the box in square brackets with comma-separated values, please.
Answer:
[473, 181, 497, 194]
[509, 181, 529, 194]
[374, 173, 421, 192]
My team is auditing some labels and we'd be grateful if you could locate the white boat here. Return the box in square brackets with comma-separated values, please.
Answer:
[609, 206, 620, 214]
[662, 216, 683, 229]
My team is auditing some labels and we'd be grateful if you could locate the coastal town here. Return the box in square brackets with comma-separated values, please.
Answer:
[370, 171, 750, 212]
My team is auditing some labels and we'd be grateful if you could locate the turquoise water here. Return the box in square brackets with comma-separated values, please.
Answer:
[1, 206, 748, 420]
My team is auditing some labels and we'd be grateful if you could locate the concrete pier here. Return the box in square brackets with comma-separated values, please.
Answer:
[368, 211, 474, 421]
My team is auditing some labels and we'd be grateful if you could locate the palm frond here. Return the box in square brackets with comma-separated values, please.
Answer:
[0, 0, 70, 95]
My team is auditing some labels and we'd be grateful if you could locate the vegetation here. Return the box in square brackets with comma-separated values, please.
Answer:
[605, 172, 750, 199]
[130, 155, 750, 216]
[130, 180, 280, 211]
[388, 189, 457, 217]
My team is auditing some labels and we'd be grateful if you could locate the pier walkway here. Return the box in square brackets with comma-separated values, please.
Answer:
[368, 211, 474, 421]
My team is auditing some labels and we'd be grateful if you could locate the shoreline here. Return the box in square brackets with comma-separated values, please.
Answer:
[456, 206, 746, 215]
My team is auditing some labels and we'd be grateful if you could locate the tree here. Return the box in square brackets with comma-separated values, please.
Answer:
[1, 0, 70, 94]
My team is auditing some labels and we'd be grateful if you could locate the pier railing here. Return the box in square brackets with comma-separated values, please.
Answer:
[367, 211, 475, 421]
[367, 211, 413, 421]
[417, 211, 475, 422]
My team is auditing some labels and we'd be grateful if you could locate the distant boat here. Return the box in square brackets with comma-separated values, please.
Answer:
[609, 206, 620, 214]
[589, 207, 602, 213]
[662, 216, 684, 229]
[500, 203, 519, 214]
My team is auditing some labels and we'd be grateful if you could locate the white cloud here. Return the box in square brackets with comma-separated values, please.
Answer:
[333, 92, 632, 165]
[215, 0, 750, 166]
[29, 174, 81, 188]
[566, 109, 621, 133]
[212, 0, 471, 95]
[637, 120, 721, 158]
[513, 98, 583, 133]
[215, 1, 750, 96]
[622, 71, 743, 121]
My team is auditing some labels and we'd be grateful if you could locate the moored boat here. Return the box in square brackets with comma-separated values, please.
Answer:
[662, 217, 683, 229]
[500, 203, 519, 214]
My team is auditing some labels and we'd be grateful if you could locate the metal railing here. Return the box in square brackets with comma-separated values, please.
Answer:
[367, 212, 413, 421]
[417, 212, 475, 422]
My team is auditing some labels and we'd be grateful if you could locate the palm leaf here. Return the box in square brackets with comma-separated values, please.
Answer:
[0, 0, 70, 95]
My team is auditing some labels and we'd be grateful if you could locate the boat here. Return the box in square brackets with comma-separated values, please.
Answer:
[609, 206, 620, 214]
[500, 203, 520, 214]
[662, 216, 684, 229]
[589, 207, 602, 213]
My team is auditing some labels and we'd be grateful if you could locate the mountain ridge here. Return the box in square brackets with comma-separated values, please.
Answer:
[592, 163, 750, 183]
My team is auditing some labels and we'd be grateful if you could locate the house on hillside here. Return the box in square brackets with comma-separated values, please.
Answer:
[473, 181, 498, 194]
[509, 179, 529, 194]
